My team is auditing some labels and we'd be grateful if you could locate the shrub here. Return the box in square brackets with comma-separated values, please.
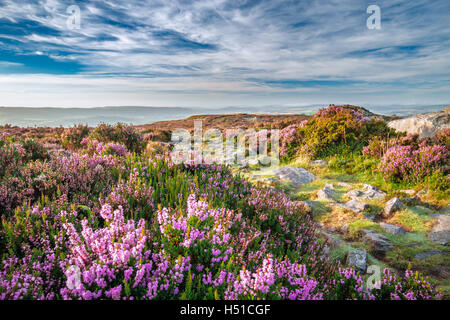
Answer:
[89, 123, 145, 153]
[279, 105, 395, 161]
[435, 129, 450, 149]
[299, 105, 394, 159]
[61, 125, 90, 151]
[379, 144, 448, 185]
[21, 138, 49, 161]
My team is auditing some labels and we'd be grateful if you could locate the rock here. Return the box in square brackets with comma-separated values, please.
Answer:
[361, 229, 394, 255]
[428, 214, 450, 245]
[416, 189, 429, 197]
[384, 197, 404, 216]
[270, 166, 316, 187]
[380, 222, 406, 235]
[387, 108, 450, 139]
[415, 250, 445, 261]
[317, 185, 337, 201]
[261, 177, 278, 186]
[403, 197, 418, 206]
[310, 160, 328, 167]
[337, 182, 351, 187]
[346, 184, 386, 200]
[333, 200, 369, 213]
[304, 200, 319, 209]
[362, 184, 387, 200]
[346, 190, 362, 198]
[320, 230, 342, 248]
[346, 249, 367, 273]
[340, 224, 349, 234]
[405, 242, 421, 247]
[441, 205, 450, 214]
[400, 189, 416, 196]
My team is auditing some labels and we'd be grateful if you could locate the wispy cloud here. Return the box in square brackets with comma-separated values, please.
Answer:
[0, 0, 449, 107]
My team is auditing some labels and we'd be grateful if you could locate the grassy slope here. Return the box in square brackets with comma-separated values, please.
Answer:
[243, 158, 450, 298]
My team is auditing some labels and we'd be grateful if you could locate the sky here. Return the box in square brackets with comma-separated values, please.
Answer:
[0, 0, 449, 108]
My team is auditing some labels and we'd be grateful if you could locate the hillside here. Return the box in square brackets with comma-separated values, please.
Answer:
[0, 104, 448, 300]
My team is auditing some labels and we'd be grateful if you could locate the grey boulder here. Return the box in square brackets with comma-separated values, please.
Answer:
[333, 200, 369, 213]
[270, 166, 316, 187]
[361, 229, 394, 255]
[346, 249, 367, 273]
[428, 214, 450, 246]
[380, 222, 406, 235]
[384, 197, 404, 216]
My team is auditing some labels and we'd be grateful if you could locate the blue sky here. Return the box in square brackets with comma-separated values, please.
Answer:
[0, 0, 449, 108]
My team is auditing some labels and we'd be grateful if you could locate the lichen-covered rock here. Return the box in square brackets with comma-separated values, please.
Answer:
[387, 108, 450, 139]
[346, 249, 367, 273]
[380, 222, 406, 235]
[428, 214, 450, 245]
[270, 166, 316, 187]
[346, 184, 386, 200]
[333, 199, 369, 213]
[317, 185, 337, 201]
[361, 229, 394, 255]
[384, 197, 404, 216]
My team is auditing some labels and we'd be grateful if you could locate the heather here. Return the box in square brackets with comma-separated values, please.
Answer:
[0, 112, 444, 300]
[279, 105, 393, 161]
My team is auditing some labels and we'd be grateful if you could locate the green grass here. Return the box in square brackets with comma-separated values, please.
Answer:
[349, 219, 379, 235]
[387, 207, 436, 233]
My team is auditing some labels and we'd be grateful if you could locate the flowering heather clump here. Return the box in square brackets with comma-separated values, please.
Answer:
[157, 194, 239, 270]
[231, 255, 323, 300]
[61, 204, 190, 300]
[81, 138, 128, 157]
[435, 128, 450, 149]
[379, 144, 448, 184]
[89, 123, 145, 153]
[0, 124, 443, 300]
[279, 123, 306, 161]
[277, 105, 394, 161]
[368, 268, 441, 300]
[60, 124, 90, 151]
[0, 137, 25, 178]
[362, 136, 387, 159]
[101, 168, 154, 220]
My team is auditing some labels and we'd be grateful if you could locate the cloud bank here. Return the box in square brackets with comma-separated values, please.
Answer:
[0, 0, 449, 107]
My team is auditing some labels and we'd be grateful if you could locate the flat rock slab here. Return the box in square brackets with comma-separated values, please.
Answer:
[361, 229, 394, 255]
[428, 214, 450, 246]
[332, 199, 369, 213]
[270, 166, 316, 187]
[380, 222, 406, 235]
[347, 184, 386, 200]
[415, 250, 445, 261]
